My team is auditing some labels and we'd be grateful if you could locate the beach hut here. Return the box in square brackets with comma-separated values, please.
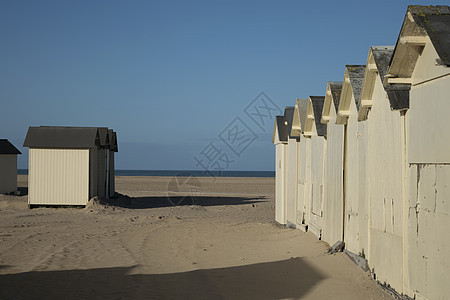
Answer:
[358, 46, 407, 293]
[284, 106, 298, 228]
[320, 82, 344, 245]
[386, 5, 450, 299]
[303, 96, 326, 239]
[273, 115, 289, 224]
[291, 99, 308, 229]
[23, 126, 118, 207]
[0, 139, 21, 194]
[336, 65, 368, 255]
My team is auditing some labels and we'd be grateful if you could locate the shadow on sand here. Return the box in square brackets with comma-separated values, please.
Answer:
[0, 258, 326, 299]
[99, 194, 267, 209]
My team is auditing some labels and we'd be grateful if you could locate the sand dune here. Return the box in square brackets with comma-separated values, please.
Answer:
[0, 175, 392, 299]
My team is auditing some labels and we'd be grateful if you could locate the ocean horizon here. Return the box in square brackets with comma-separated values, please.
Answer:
[17, 169, 275, 178]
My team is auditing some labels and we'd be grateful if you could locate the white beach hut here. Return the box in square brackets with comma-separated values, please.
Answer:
[23, 126, 118, 207]
[303, 96, 327, 239]
[357, 46, 409, 294]
[0, 139, 21, 194]
[320, 82, 344, 245]
[291, 99, 308, 229]
[273, 115, 289, 224]
[284, 106, 298, 228]
[385, 5, 450, 299]
[336, 65, 368, 255]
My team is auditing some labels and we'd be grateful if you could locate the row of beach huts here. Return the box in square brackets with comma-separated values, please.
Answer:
[273, 5, 449, 300]
[1, 126, 118, 206]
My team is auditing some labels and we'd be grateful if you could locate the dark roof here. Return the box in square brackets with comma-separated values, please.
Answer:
[386, 85, 410, 110]
[409, 5, 450, 66]
[275, 116, 288, 142]
[0, 139, 21, 155]
[346, 65, 366, 110]
[371, 46, 411, 110]
[23, 126, 118, 151]
[284, 106, 295, 139]
[371, 46, 394, 82]
[328, 81, 343, 112]
[310, 96, 327, 137]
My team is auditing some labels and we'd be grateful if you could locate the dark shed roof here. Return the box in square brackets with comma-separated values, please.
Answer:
[372, 46, 394, 82]
[409, 5, 450, 66]
[23, 126, 118, 151]
[346, 65, 366, 110]
[328, 81, 343, 112]
[0, 139, 21, 155]
[275, 116, 288, 142]
[310, 96, 327, 137]
[386, 85, 411, 110]
[371, 46, 411, 110]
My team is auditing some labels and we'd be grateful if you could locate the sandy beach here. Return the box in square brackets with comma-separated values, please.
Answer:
[0, 175, 392, 299]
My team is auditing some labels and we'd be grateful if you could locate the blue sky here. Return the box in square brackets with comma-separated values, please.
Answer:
[0, 0, 439, 171]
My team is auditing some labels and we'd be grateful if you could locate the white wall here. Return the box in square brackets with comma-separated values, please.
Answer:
[366, 76, 404, 293]
[405, 39, 450, 299]
[308, 135, 326, 238]
[0, 155, 17, 194]
[29, 148, 89, 206]
[297, 137, 308, 226]
[322, 106, 344, 245]
[286, 138, 298, 226]
[275, 143, 286, 224]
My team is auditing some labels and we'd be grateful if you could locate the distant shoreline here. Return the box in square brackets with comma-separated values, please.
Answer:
[17, 169, 275, 178]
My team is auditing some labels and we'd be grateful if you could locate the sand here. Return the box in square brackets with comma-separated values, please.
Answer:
[0, 175, 393, 299]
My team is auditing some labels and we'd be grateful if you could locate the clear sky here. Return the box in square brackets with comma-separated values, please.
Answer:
[0, 0, 439, 171]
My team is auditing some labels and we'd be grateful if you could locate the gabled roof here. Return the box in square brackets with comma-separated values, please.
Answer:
[291, 99, 308, 137]
[322, 81, 343, 124]
[387, 5, 450, 79]
[305, 96, 326, 137]
[336, 65, 366, 124]
[272, 115, 288, 144]
[347, 65, 366, 110]
[23, 126, 118, 151]
[359, 46, 411, 117]
[408, 5, 450, 66]
[0, 139, 21, 155]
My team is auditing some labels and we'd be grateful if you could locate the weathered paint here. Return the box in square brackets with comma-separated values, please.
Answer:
[0, 154, 18, 194]
[404, 27, 450, 299]
[365, 50, 405, 292]
[28, 148, 89, 206]
[407, 164, 450, 299]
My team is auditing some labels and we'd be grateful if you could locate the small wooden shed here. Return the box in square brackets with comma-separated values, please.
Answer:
[386, 5, 450, 299]
[357, 46, 407, 294]
[23, 126, 118, 206]
[291, 99, 308, 228]
[336, 65, 368, 255]
[320, 82, 344, 245]
[303, 96, 327, 239]
[284, 106, 298, 228]
[0, 139, 21, 194]
[273, 115, 289, 224]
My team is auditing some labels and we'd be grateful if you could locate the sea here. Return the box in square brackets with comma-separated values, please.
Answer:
[17, 169, 275, 178]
